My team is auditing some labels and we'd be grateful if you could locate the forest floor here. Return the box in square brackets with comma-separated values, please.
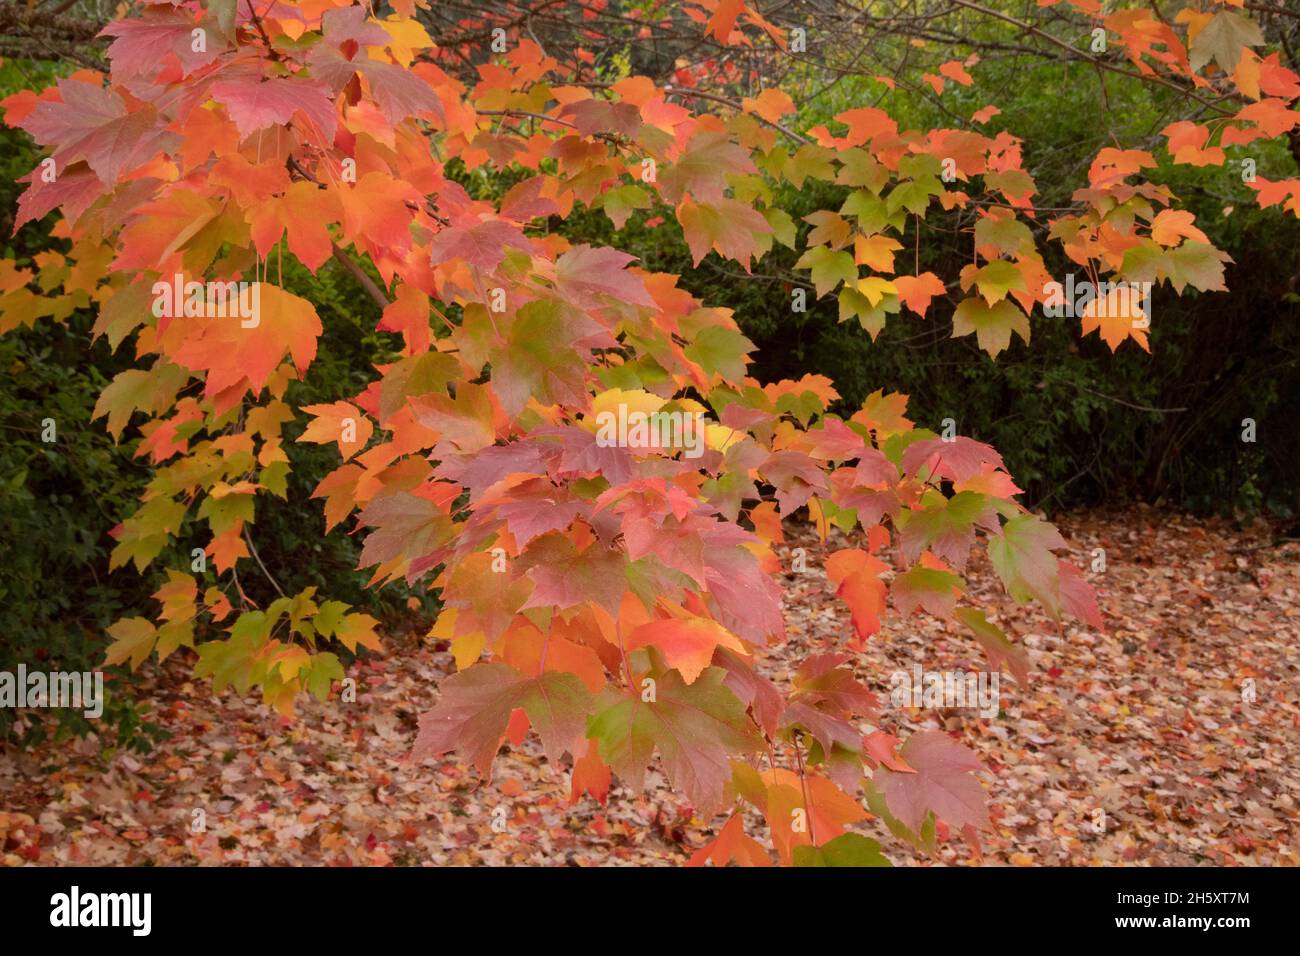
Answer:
[3, 506, 1298, 867]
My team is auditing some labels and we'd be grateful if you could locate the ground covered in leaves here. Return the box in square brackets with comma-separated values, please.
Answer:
[3, 507, 1298, 866]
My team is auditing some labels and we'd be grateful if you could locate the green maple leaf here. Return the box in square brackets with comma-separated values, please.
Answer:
[840, 190, 899, 234]
[988, 513, 1067, 614]
[951, 296, 1030, 357]
[490, 299, 600, 417]
[1164, 240, 1231, 294]
[891, 565, 965, 618]
[885, 177, 939, 217]
[835, 148, 890, 192]
[763, 207, 797, 249]
[599, 183, 651, 229]
[103, 617, 158, 669]
[795, 245, 856, 298]
[974, 217, 1034, 257]
[783, 144, 836, 188]
[793, 833, 892, 867]
[194, 610, 273, 694]
[587, 666, 761, 813]
[970, 259, 1025, 304]
[838, 284, 900, 338]
[684, 324, 754, 383]
[898, 491, 996, 567]
[92, 281, 153, 351]
[304, 652, 345, 701]
[378, 351, 459, 422]
[93, 363, 189, 438]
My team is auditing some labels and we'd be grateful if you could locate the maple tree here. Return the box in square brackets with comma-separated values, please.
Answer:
[1, 0, 1296, 865]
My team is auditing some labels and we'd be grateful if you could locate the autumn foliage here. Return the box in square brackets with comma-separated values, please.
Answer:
[2, 0, 1296, 865]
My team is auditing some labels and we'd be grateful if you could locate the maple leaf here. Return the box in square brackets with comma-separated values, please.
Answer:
[300, 402, 374, 460]
[863, 730, 914, 773]
[938, 60, 975, 87]
[898, 492, 1000, 569]
[428, 219, 532, 272]
[1150, 209, 1210, 248]
[555, 245, 656, 308]
[1161, 121, 1225, 167]
[306, 41, 441, 126]
[660, 130, 757, 204]
[100, 10, 221, 80]
[1059, 560, 1104, 630]
[853, 389, 912, 437]
[762, 769, 868, 862]
[337, 172, 421, 260]
[518, 535, 628, 614]
[248, 182, 341, 272]
[21, 80, 175, 185]
[1080, 286, 1151, 353]
[1189, 11, 1264, 74]
[92, 362, 188, 438]
[988, 514, 1068, 615]
[332, 614, 383, 654]
[501, 621, 606, 694]
[210, 76, 338, 141]
[490, 300, 611, 417]
[412, 663, 593, 776]
[569, 738, 612, 805]
[103, 617, 158, 669]
[558, 99, 643, 139]
[713, 646, 783, 737]
[14, 163, 105, 229]
[793, 833, 891, 867]
[871, 731, 990, 835]
[587, 667, 761, 813]
[903, 436, 1006, 482]
[678, 197, 772, 268]
[761, 449, 831, 515]
[1164, 241, 1232, 294]
[171, 285, 322, 396]
[705, 0, 746, 43]
[410, 382, 498, 453]
[892, 564, 964, 618]
[792, 654, 878, 717]
[967, 259, 1026, 305]
[357, 489, 455, 575]
[113, 188, 220, 272]
[853, 233, 902, 272]
[825, 549, 888, 643]
[688, 814, 773, 866]
[796, 244, 857, 298]
[625, 616, 748, 685]
[805, 211, 852, 250]
[475, 476, 589, 550]
[954, 607, 1030, 683]
[951, 296, 1030, 357]
[742, 88, 795, 124]
[378, 284, 432, 355]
